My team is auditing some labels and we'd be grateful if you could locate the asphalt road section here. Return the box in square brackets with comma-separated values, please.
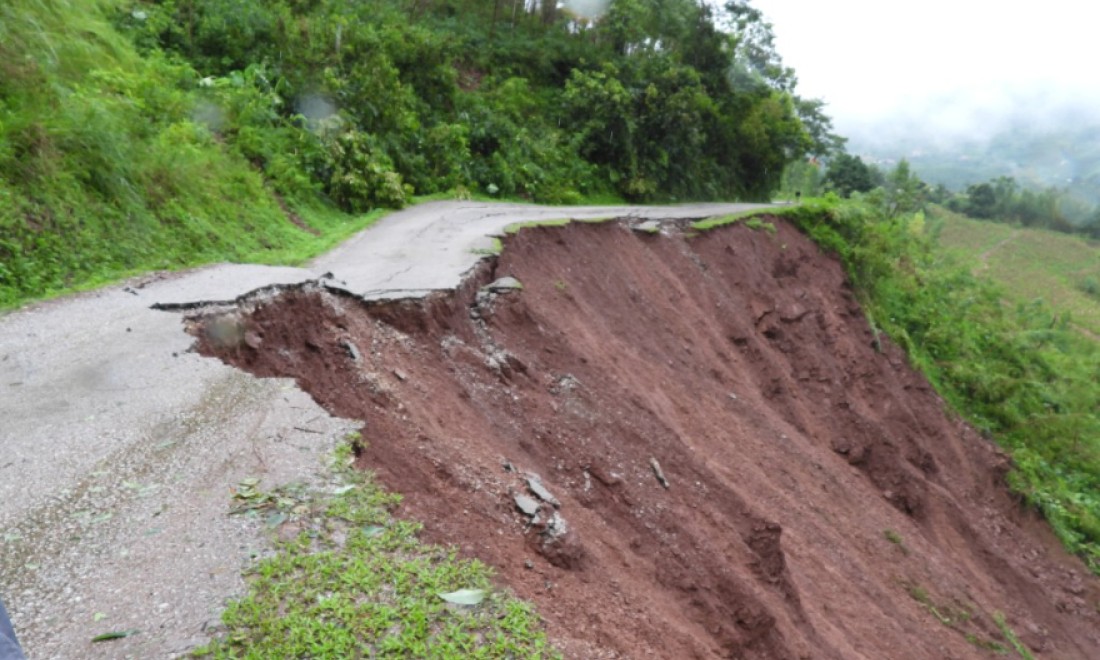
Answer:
[0, 201, 765, 658]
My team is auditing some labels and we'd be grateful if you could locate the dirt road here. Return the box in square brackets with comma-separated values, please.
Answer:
[0, 201, 763, 658]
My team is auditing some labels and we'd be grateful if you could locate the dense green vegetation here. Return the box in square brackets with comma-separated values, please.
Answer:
[0, 0, 841, 308]
[943, 176, 1100, 237]
[116, 0, 836, 203]
[784, 151, 1100, 238]
[0, 0, 389, 308]
[777, 198, 1100, 572]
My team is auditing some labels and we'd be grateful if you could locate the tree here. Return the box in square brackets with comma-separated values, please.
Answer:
[781, 158, 822, 197]
[966, 183, 996, 218]
[883, 158, 925, 216]
[823, 153, 874, 197]
[722, 1, 796, 92]
[793, 97, 846, 157]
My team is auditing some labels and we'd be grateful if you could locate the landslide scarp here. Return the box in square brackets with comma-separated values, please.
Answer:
[187, 218, 1100, 658]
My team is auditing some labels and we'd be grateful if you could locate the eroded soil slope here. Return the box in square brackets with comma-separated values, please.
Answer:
[191, 219, 1100, 658]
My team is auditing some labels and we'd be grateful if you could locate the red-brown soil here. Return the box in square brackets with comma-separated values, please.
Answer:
[191, 218, 1100, 658]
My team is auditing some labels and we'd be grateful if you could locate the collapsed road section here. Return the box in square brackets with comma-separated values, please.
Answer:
[186, 217, 1100, 658]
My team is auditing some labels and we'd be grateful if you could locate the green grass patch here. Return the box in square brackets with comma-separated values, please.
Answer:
[993, 612, 1034, 660]
[744, 218, 778, 234]
[194, 438, 557, 658]
[883, 529, 909, 555]
[502, 215, 620, 236]
[503, 219, 572, 235]
[690, 208, 771, 231]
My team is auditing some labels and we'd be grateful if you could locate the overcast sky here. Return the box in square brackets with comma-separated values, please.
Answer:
[749, 0, 1100, 142]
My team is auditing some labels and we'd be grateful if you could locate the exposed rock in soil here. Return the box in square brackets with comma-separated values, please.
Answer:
[188, 218, 1100, 658]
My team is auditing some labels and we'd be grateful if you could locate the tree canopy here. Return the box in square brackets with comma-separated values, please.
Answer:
[0, 0, 843, 305]
[113, 0, 838, 204]
[823, 153, 876, 197]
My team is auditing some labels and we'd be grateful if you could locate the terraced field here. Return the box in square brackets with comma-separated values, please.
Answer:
[934, 208, 1100, 335]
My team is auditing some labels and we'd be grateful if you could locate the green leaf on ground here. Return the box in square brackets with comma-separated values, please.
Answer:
[92, 630, 139, 642]
[438, 588, 487, 606]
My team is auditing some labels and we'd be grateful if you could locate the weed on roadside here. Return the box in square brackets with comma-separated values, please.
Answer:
[471, 238, 505, 257]
[192, 437, 558, 659]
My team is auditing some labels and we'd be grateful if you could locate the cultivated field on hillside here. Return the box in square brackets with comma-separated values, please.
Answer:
[934, 208, 1100, 336]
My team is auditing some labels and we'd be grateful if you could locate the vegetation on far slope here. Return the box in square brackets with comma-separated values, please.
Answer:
[943, 176, 1100, 237]
[934, 206, 1100, 337]
[781, 147, 1100, 237]
[863, 122, 1100, 212]
[777, 198, 1100, 573]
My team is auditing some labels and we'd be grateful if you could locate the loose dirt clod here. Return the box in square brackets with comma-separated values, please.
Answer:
[191, 218, 1100, 658]
[526, 474, 561, 507]
[649, 457, 670, 490]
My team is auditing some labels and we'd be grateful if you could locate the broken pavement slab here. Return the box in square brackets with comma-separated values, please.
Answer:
[526, 474, 561, 508]
[486, 276, 524, 293]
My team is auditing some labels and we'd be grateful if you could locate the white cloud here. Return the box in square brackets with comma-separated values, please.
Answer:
[749, 0, 1100, 137]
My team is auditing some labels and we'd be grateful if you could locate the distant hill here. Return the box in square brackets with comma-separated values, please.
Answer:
[852, 122, 1100, 207]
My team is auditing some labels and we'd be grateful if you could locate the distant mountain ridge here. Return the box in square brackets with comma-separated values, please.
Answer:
[853, 122, 1100, 207]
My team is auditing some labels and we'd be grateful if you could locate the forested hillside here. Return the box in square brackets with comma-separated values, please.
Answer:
[0, 0, 838, 308]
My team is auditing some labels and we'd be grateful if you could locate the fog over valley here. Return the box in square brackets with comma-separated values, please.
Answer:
[750, 0, 1100, 193]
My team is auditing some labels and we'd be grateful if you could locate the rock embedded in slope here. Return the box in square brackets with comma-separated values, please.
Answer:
[526, 474, 561, 508]
[514, 494, 541, 518]
[486, 276, 523, 293]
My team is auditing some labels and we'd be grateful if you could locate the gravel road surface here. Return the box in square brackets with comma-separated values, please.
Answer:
[0, 201, 765, 658]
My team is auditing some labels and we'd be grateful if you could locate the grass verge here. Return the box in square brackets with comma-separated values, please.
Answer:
[193, 438, 557, 659]
[501, 215, 621, 235]
[690, 208, 774, 231]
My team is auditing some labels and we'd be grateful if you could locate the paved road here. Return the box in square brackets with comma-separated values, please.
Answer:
[0, 200, 765, 658]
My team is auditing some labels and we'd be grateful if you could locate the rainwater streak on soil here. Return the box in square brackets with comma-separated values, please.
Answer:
[189, 218, 1100, 658]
